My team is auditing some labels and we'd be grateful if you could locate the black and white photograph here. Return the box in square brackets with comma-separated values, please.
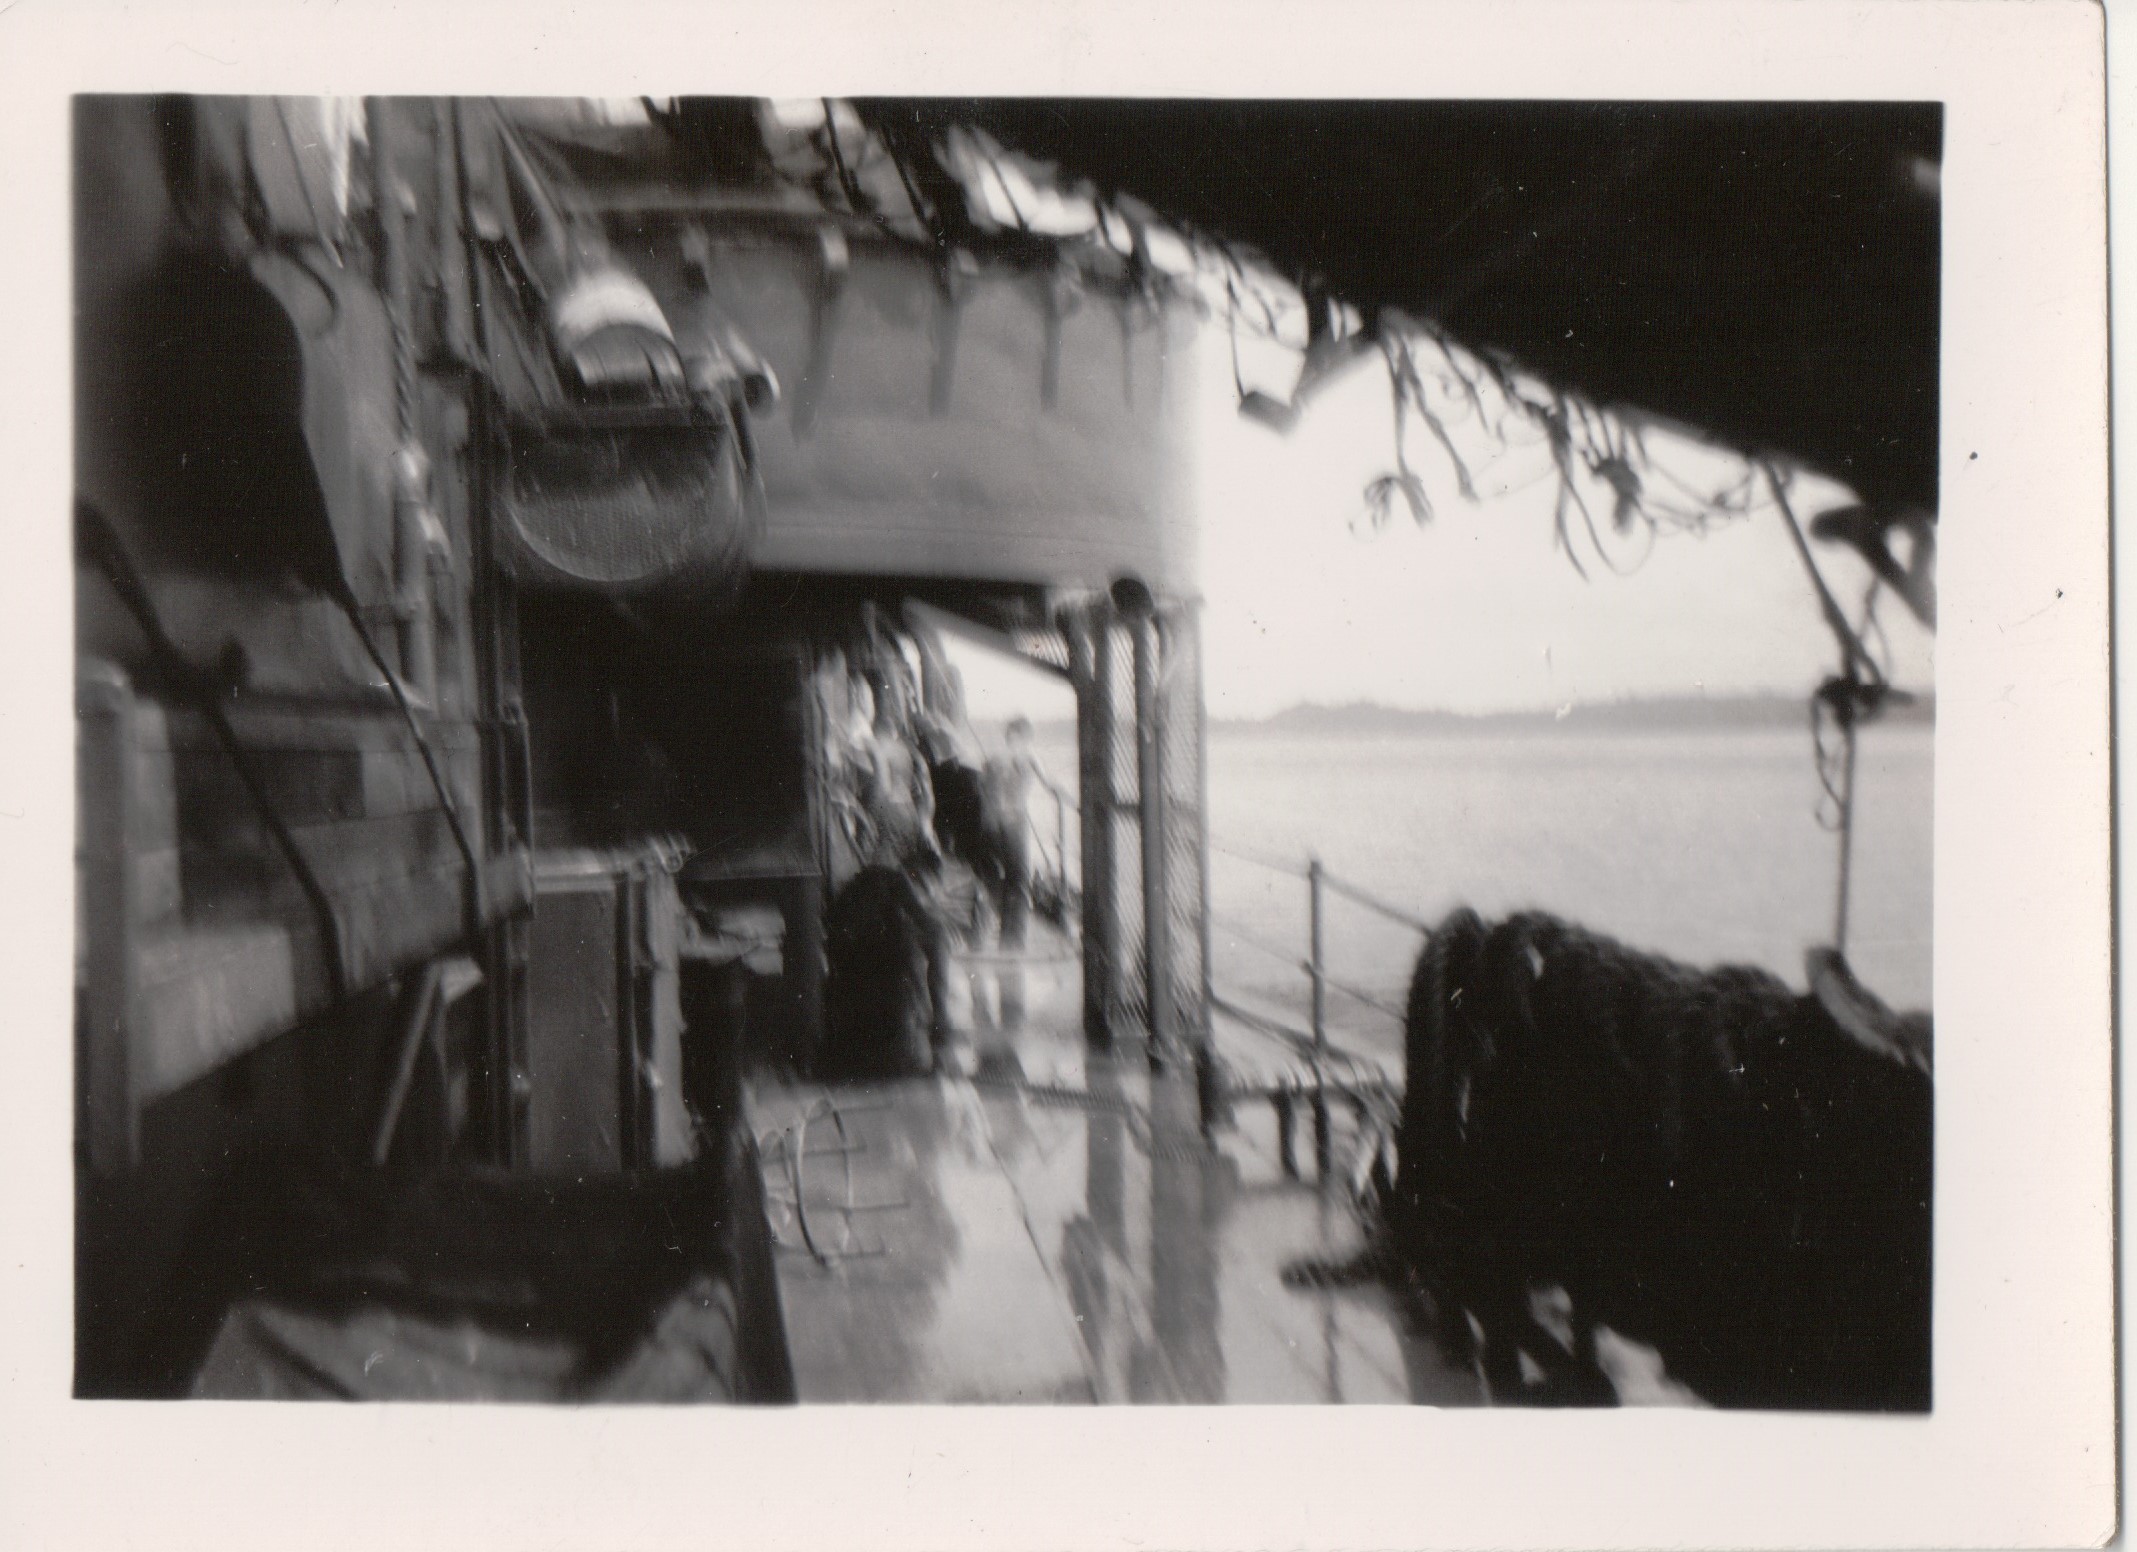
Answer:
[2, 1, 2117, 1546]
[70, 89, 1938, 1410]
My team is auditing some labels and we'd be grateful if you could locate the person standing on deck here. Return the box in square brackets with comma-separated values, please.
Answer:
[852, 662, 961, 1057]
[978, 716, 1067, 949]
[857, 684, 937, 872]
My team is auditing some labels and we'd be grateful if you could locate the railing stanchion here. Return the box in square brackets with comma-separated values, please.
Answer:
[1308, 857, 1330, 1182]
[1209, 844, 1430, 1180]
[1308, 857, 1327, 1063]
[1195, 1039, 1226, 1140]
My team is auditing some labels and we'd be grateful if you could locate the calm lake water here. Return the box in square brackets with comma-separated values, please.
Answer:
[1203, 723, 1934, 1058]
[1038, 722, 1934, 1062]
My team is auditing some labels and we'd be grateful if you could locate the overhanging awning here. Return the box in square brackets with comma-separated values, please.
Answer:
[885, 100, 1942, 519]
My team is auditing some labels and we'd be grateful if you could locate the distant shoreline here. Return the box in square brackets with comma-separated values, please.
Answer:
[1220, 693, 1934, 737]
[1019, 692, 1934, 740]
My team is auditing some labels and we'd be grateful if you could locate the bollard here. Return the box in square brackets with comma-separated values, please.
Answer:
[1195, 1041, 1227, 1141]
[1276, 1089, 1299, 1178]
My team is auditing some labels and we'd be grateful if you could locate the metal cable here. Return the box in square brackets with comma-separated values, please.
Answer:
[77, 502, 351, 999]
[353, 103, 487, 945]
[335, 592, 488, 946]
[1209, 838, 1307, 877]
[1208, 992, 1389, 1087]
[1316, 973, 1407, 1026]
[1208, 909, 1308, 971]
[1314, 871, 1436, 938]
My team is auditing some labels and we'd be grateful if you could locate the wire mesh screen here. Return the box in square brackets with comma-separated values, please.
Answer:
[1011, 626, 1072, 676]
[1067, 603, 1209, 1049]
[1158, 608, 1208, 1042]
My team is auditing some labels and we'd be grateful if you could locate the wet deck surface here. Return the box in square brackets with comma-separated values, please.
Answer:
[747, 945, 1485, 1404]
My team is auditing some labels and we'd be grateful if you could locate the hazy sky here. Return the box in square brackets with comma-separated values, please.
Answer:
[953, 320, 1934, 724]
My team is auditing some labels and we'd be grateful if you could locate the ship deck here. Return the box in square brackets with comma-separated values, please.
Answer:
[745, 940, 1485, 1404]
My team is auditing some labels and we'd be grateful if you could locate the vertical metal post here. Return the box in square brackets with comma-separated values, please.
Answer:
[1076, 611, 1116, 1049]
[1308, 857, 1327, 1062]
[1308, 857, 1330, 1180]
[1189, 601, 1216, 1071]
[78, 663, 139, 1174]
[446, 100, 530, 1168]
[1135, 611, 1170, 1063]
[431, 99, 475, 365]
[1195, 1041, 1224, 1141]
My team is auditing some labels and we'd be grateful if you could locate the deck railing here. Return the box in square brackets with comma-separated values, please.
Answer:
[1205, 842, 1432, 1185]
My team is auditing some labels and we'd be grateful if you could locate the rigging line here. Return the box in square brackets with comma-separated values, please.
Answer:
[351, 101, 485, 946]
[1212, 244, 1283, 337]
[1856, 576, 1896, 683]
[1556, 464, 1618, 576]
[77, 503, 351, 1000]
[1209, 838, 1307, 877]
[335, 592, 489, 946]
[819, 103, 909, 246]
[1551, 480, 1590, 582]
[1560, 444, 1648, 578]
[1209, 910, 1311, 971]
[1647, 453, 1761, 518]
[1465, 458, 1564, 505]
[483, 102, 573, 277]
[1203, 302, 1296, 351]
[1389, 338, 1478, 501]
[1222, 277, 1254, 402]
[1313, 870, 1437, 937]
[1210, 982, 1371, 1061]
[1317, 974, 1408, 1025]
[1639, 496, 1727, 532]
[1810, 695, 1849, 830]
[1411, 327, 1495, 423]
[1763, 463, 1886, 688]
[1207, 993, 1389, 1085]
[819, 100, 867, 210]
[448, 100, 530, 872]
[874, 123, 949, 253]
[1830, 696, 1860, 957]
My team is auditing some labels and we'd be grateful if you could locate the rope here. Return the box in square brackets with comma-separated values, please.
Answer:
[1768, 461, 1888, 960]
[1764, 463, 1886, 690]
